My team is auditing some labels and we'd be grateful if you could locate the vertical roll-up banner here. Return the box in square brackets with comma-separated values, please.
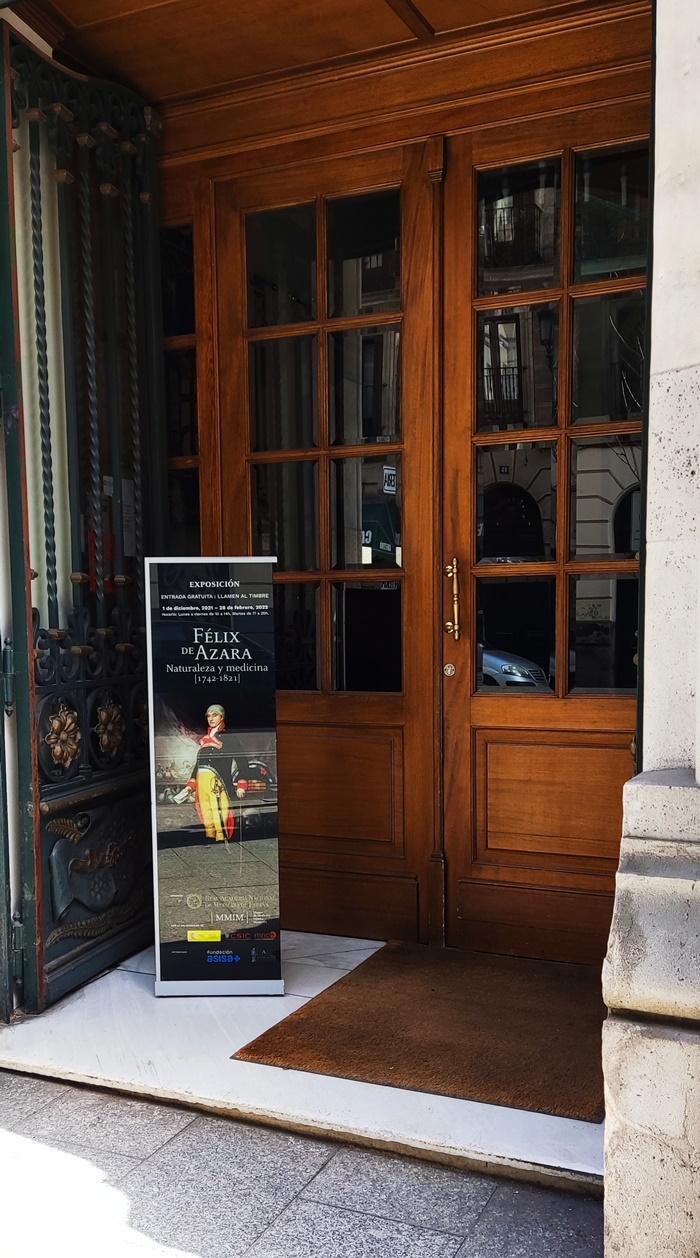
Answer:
[145, 558, 283, 996]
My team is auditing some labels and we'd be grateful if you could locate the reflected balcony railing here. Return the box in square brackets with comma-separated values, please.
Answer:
[479, 366, 525, 424]
[484, 203, 544, 268]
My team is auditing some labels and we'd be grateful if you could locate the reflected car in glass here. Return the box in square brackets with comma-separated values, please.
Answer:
[479, 645, 551, 690]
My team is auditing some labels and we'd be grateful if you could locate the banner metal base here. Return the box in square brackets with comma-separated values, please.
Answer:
[155, 979, 285, 997]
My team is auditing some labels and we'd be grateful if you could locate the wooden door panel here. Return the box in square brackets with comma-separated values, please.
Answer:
[471, 693, 636, 732]
[280, 866, 419, 940]
[457, 882, 615, 964]
[277, 724, 404, 856]
[476, 729, 633, 863]
[464, 861, 616, 894]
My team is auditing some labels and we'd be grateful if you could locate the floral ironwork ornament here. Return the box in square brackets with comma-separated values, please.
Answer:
[94, 697, 126, 758]
[44, 703, 82, 769]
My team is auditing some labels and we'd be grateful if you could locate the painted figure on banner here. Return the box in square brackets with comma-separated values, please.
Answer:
[181, 703, 251, 842]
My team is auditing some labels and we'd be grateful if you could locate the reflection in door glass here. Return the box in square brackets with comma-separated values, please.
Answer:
[251, 461, 318, 570]
[570, 436, 642, 559]
[333, 582, 402, 691]
[332, 455, 402, 569]
[476, 304, 558, 431]
[477, 159, 561, 296]
[327, 190, 401, 318]
[477, 442, 556, 562]
[569, 575, 639, 691]
[573, 291, 646, 423]
[273, 582, 319, 690]
[249, 336, 317, 451]
[246, 203, 316, 327]
[329, 326, 401, 445]
[476, 577, 555, 691]
[575, 147, 649, 283]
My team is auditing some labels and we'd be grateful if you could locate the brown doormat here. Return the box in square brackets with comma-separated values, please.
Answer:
[235, 942, 605, 1122]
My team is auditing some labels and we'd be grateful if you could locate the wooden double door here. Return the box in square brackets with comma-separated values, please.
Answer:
[214, 102, 646, 962]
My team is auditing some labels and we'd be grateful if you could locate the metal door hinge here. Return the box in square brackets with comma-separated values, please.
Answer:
[11, 914, 23, 983]
[2, 637, 14, 716]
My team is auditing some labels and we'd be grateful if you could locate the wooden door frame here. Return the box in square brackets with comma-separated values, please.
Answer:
[204, 140, 443, 943]
[178, 91, 651, 954]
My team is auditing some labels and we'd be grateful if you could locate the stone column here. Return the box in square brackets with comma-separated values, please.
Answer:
[602, 2, 700, 1253]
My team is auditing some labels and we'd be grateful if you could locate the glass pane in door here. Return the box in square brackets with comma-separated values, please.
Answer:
[572, 290, 646, 423]
[249, 336, 318, 451]
[569, 575, 639, 691]
[166, 468, 200, 556]
[329, 326, 401, 444]
[327, 190, 401, 317]
[477, 159, 561, 295]
[246, 203, 316, 327]
[274, 582, 320, 690]
[251, 461, 318, 570]
[333, 581, 402, 691]
[161, 225, 195, 336]
[570, 435, 642, 559]
[476, 303, 559, 430]
[165, 348, 197, 456]
[476, 577, 555, 691]
[575, 147, 649, 282]
[477, 442, 556, 562]
[332, 454, 402, 568]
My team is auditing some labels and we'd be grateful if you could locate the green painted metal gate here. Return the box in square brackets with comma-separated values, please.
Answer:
[0, 27, 167, 1015]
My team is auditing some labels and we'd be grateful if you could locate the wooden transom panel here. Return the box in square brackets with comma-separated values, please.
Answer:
[477, 730, 632, 862]
[277, 725, 403, 851]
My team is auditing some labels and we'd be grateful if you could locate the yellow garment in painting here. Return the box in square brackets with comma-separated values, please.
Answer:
[196, 766, 232, 842]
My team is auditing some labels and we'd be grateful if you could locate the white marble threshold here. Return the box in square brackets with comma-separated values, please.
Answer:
[0, 931, 603, 1189]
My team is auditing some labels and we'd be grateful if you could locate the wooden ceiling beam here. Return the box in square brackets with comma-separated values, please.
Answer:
[384, 0, 435, 40]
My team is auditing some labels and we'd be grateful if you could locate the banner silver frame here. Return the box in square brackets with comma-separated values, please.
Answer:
[145, 555, 284, 998]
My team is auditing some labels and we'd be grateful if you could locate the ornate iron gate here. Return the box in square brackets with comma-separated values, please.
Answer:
[0, 29, 167, 1013]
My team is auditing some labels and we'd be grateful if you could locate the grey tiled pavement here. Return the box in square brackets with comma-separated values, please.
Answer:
[0, 1070, 603, 1257]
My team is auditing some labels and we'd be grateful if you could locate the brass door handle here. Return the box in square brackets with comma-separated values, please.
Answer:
[444, 556, 460, 641]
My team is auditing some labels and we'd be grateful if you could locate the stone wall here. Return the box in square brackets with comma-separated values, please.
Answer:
[603, 2, 700, 1252]
[641, 0, 700, 772]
